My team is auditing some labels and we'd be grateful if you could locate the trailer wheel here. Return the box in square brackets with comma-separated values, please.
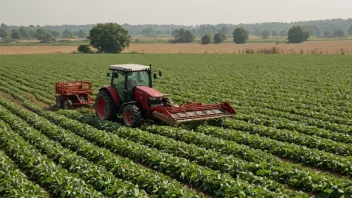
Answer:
[64, 100, 72, 109]
[95, 90, 117, 120]
[56, 96, 64, 108]
[123, 105, 141, 127]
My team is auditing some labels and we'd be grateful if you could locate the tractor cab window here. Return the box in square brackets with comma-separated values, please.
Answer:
[127, 70, 150, 87]
[125, 70, 150, 101]
[112, 71, 125, 101]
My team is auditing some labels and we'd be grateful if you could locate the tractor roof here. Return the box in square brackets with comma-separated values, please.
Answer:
[109, 64, 150, 71]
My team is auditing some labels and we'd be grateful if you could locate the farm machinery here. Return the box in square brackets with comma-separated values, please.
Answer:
[56, 64, 236, 127]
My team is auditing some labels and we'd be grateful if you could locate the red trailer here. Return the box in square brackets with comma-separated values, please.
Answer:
[55, 81, 94, 109]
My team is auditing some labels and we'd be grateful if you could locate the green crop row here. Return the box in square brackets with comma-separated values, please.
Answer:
[0, 100, 200, 197]
[55, 108, 307, 196]
[214, 118, 352, 156]
[196, 124, 352, 177]
[237, 106, 352, 139]
[0, 150, 50, 197]
[22, 101, 287, 197]
[0, 104, 147, 197]
[57, 108, 352, 197]
[0, 120, 104, 197]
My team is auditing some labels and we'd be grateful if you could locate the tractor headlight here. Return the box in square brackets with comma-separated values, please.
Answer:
[148, 97, 161, 101]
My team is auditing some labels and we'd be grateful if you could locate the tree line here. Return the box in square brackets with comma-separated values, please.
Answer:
[1, 18, 352, 41]
[0, 23, 88, 42]
[77, 23, 318, 54]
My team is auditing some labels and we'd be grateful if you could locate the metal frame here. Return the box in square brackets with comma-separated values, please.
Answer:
[55, 81, 94, 106]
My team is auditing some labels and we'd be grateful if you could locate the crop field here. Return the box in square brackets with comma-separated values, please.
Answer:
[2, 40, 352, 55]
[1, 54, 352, 197]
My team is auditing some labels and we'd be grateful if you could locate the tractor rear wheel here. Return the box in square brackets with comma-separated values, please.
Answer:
[64, 100, 72, 109]
[123, 105, 141, 127]
[95, 90, 117, 120]
[56, 96, 64, 108]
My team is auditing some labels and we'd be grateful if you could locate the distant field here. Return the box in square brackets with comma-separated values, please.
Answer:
[1, 39, 352, 55]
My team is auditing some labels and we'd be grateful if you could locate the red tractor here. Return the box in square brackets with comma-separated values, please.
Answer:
[95, 64, 236, 127]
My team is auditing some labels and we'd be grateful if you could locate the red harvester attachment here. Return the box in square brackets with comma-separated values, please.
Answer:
[152, 102, 236, 125]
[55, 81, 94, 109]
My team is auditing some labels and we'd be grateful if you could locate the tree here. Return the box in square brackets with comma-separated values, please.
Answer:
[29, 29, 37, 38]
[78, 45, 93, 53]
[311, 25, 322, 37]
[19, 27, 30, 38]
[261, 30, 270, 39]
[75, 30, 86, 38]
[287, 26, 309, 43]
[1, 23, 8, 29]
[334, 29, 347, 38]
[36, 28, 55, 43]
[213, 33, 226, 44]
[0, 28, 8, 39]
[50, 30, 61, 37]
[201, 35, 211, 44]
[348, 25, 352, 35]
[88, 23, 130, 53]
[197, 25, 217, 36]
[62, 29, 73, 38]
[279, 30, 287, 37]
[170, 28, 194, 43]
[323, 30, 332, 38]
[272, 30, 278, 37]
[141, 27, 156, 37]
[11, 30, 21, 39]
[219, 27, 228, 35]
[232, 27, 249, 44]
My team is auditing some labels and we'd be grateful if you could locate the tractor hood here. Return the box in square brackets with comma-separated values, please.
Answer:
[135, 86, 163, 98]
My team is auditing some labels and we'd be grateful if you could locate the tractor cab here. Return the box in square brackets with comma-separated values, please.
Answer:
[108, 64, 154, 102]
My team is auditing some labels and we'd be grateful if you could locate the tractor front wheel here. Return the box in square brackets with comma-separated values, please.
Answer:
[123, 105, 141, 127]
[95, 90, 117, 120]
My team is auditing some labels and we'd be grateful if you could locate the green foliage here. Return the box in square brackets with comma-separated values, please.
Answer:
[77, 45, 93, 53]
[334, 29, 347, 38]
[36, 28, 56, 43]
[141, 27, 156, 37]
[200, 34, 211, 44]
[213, 32, 226, 44]
[219, 26, 228, 35]
[348, 24, 352, 35]
[197, 25, 217, 36]
[287, 26, 309, 43]
[271, 30, 278, 36]
[88, 23, 130, 53]
[49, 30, 61, 37]
[2, 54, 352, 197]
[75, 30, 86, 38]
[169, 28, 195, 43]
[261, 30, 270, 39]
[232, 27, 249, 44]
[279, 30, 287, 37]
[62, 29, 73, 38]
[0, 27, 8, 39]
[323, 30, 333, 38]
[11, 30, 21, 40]
[18, 27, 30, 38]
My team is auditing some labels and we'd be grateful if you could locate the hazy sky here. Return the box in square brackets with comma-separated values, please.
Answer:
[0, 0, 351, 26]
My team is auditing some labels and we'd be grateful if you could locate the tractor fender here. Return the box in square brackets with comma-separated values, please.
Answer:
[99, 86, 120, 104]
